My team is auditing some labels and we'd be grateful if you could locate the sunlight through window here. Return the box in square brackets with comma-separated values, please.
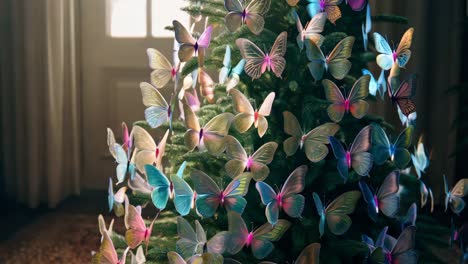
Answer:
[151, 0, 190, 37]
[109, 0, 147, 37]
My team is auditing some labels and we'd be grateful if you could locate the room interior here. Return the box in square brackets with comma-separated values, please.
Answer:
[0, 0, 467, 263]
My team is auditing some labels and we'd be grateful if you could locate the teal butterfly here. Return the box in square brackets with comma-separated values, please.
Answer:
[145, 162, 194, 216]
[371, 124, 414, 169]
[113, 143, 136, 184]
[313, 191, 361, 237]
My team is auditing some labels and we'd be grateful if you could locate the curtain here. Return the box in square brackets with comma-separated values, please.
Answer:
[370, 0, 465, 201]
[0, 0, 82, 208]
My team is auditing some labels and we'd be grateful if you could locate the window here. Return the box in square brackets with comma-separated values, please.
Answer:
[108, 0, 190, 38]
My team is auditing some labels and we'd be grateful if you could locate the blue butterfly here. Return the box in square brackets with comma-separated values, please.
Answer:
[371, 124, 414, 169]
[362, 69, 385, 98]
[218, 45, 245, 91]
[359, 170, 400, 222]
[362, 4, 371, 51]
[145, 161, 194, 216]
[113, 143, 136, 184]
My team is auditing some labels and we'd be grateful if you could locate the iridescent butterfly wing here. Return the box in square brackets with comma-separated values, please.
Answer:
[191, 170, 223, 217]
[167, 251, 203, 264]
[411, 137, 428, 178]
[312, 192, 326, 237]
[400, 203, 417, 230]
[325, 191, 361, 236]
[248, 141, 278, 181]
[362, 4, 371, 51]
[224, 0, 245, 33]
[244, 0, 271, 35]
[222, 174, 251, 214]
[448, 177, 468, 214]
[391, 126, 414, 169]
[147, 48, 175, 88]
[267, 32, 288, 78]
[283, 111, 303, 156]
[371, 124, 391, 165]
[114, 143, 136, 183]
[125, 203, 155, 250]
[230, 88, 255, 133]
[176, 217, 206, 258]
[133, 126, 169, 172]
[358, 180, 378, 222]
[201, 112, 234, 154]
[349, 125, 373, 177]
[92, 231, 128, 264]
[323, 79, 346, 122]
[303, 123, 340, 162]
[373, 32, 393, 70]
[251, 219, 291, 259]
[225, 135, 249, 178]
[376, 170, 400, 218]
[279, 165, 307, 219]
[140, 82, 170, 128]
[198, 67, 215, 103]
[255, 92, 275, 137]
[145, 164, 171, 210]
[326, 36, 355, 80]
[305, 39, 326, 81]
[226, 212, 250, 255]
[362, 69, 377, 96]
[256, 166, 305, 225]
[226, 59, 246, 92]
[347, 75, 370, 119]
[328, 136, 349, 181]
[389, 75, 417, 116]
[303, 12, 327, 48]
[236, 38, 267, 80]
[171, 173, 194, 216]
[395, 28, 414, 68]
[219, 45, 232, 84]
[391, 226, 418, 264]
[295, 243, 320, 264]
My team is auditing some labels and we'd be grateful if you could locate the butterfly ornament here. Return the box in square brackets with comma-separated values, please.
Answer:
[388, 75, 417, 117]
[176, 217, 228, 258]
[92, 231, 129, 264]
[219, 45, 246, 92]
[305, 36, 355, 81]
[373, 27, 414, 71]
[313, 191, 361, 237]
[411, 136, 429, 179]
[140, 82, 174, 129]
[444, 175, 468, 215]
[362, 3, 371, 51]
[236, 32, 288, 80]
[132, 126, 169, 173]
[226, 211, 291, 259]
[108, 178, 127, 217]
[173, 20, 213, 66]
[293, 11, 327, 50]
[224, 135, 278, 181]
[359, 170, 400, 222]
[183, 104, 234, 155]
[145, 162, 194, 216]
[124, 200, 158, 253]
[362, 69, 385, 98]
[230, 88, 275, 137]
[256, 165, 308, 225]
[283, 111, 340, 162]
[372, 124, 414, 169]
[329, 125, 373, 181]
[224, 0, 271, 35]
[307, 0, 342, 24]
[323, 75, 370, 123]
[147, 48, 179, 89]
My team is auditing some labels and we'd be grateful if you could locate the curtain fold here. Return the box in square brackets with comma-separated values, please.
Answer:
[370, 0, 464, 201]
[1, 0, 82, 208]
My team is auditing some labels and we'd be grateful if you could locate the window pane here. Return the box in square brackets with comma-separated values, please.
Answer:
[152, 0, 190, 37]
[109, 0, 147, 37]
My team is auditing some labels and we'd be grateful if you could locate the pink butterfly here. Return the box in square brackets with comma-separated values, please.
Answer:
[173, 20, 213, 67]
[236, 32, 288, 80]
[124, 197, 157, 253]
[226, 212, 291, 259]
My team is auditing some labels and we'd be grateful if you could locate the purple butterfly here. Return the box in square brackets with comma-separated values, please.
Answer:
[256, 165, 307, 225]
[359, 170, 400, 222]
[329, 125, 373, 182]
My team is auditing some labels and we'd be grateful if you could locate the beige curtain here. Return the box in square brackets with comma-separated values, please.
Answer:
[370, 0, 465, 201]
[2, 0, 81, 208]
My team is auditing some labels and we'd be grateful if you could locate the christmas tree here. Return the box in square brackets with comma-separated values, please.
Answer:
[93, 0, 464, 263]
